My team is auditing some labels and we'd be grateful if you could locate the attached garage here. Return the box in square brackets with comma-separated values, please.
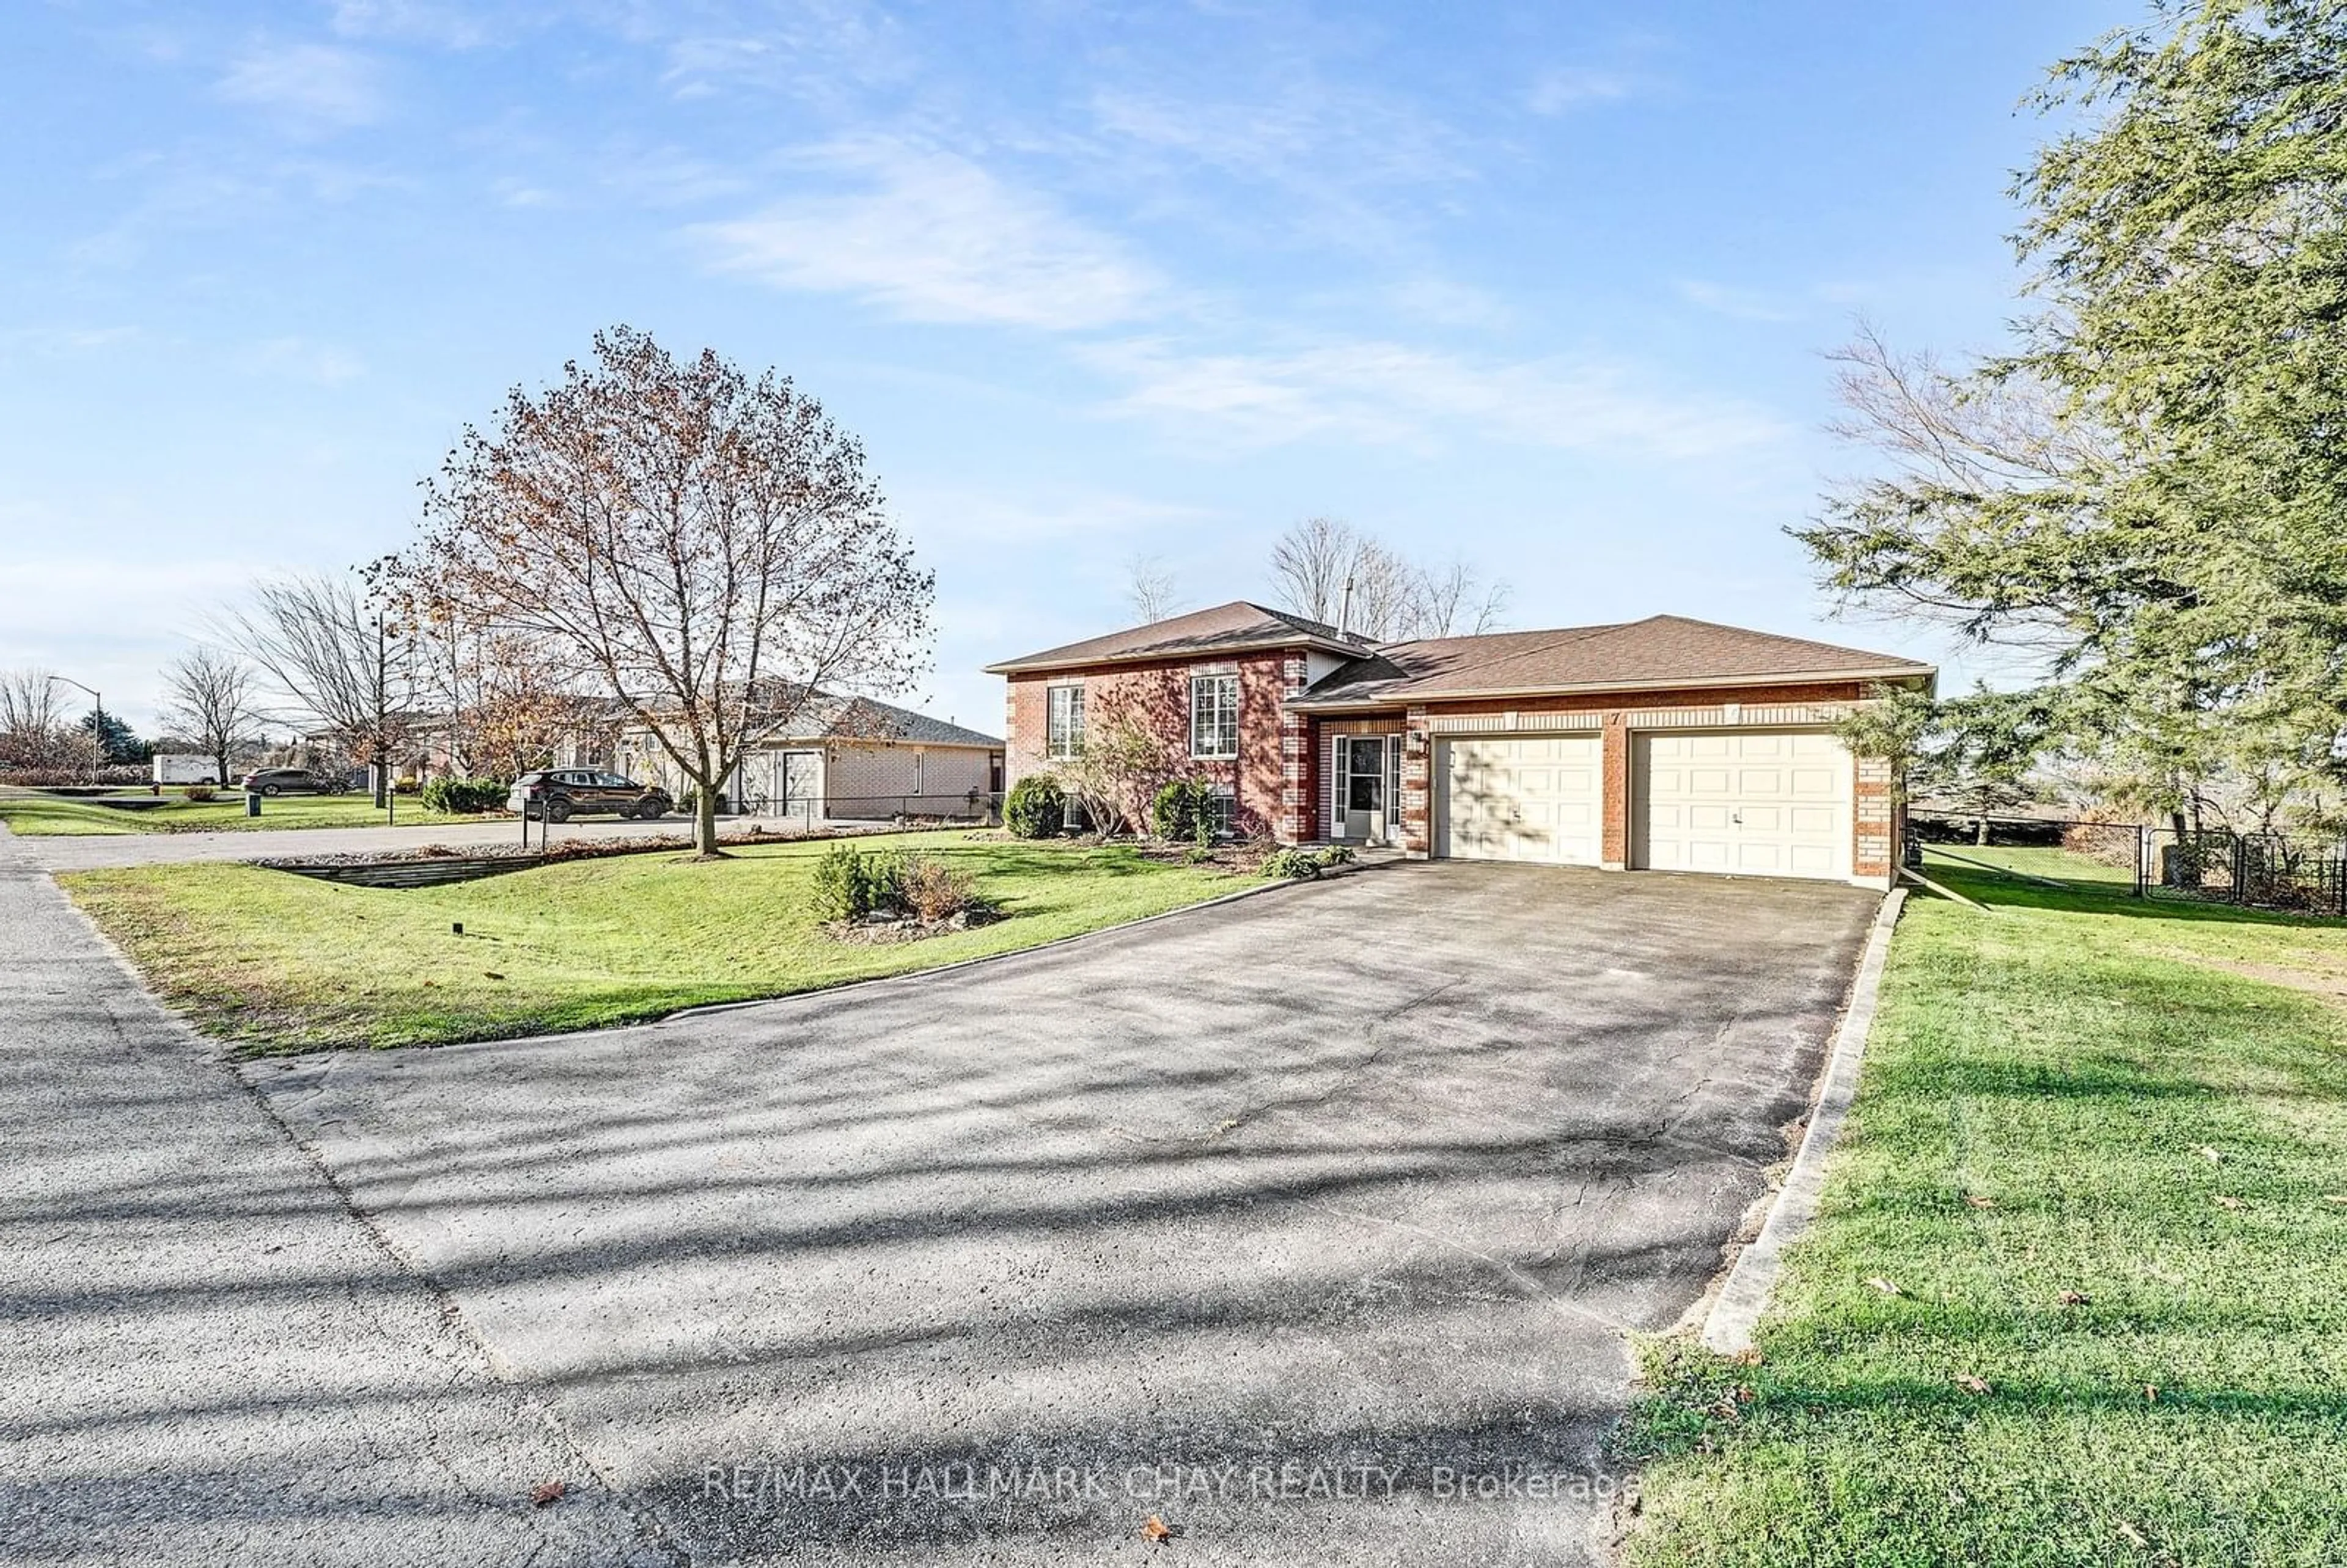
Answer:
[1634, 730, 1853, 882]
[1435, 735, 1603, 865]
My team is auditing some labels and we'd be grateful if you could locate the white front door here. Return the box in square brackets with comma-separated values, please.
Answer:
[1436, 735, 1603, 865]
[1636, 730, 1853, 881]
[1336, 736, 1390, 841]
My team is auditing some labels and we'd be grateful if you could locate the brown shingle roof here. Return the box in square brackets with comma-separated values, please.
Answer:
[983, 601, 1375, 674]
[1291, 615, 1935, 707]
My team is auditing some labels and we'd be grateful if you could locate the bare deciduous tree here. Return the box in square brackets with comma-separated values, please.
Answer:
[220, 570, 417, 804]
[1266, 516, 1511, 641]
[0, 668, 70, 772]
[411, 326, 934, 855]
[1126, 554, 1181, 624]
[159, 646, 265, 788]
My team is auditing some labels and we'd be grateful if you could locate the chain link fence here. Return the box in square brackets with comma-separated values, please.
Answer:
[1908, 810, 2347, 917]
[721, 789, 1004, 827]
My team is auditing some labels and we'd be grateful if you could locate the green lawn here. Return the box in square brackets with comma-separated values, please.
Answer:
[62, 831, 1260, 1051]
[1621, 867, 2347, 1566]
[0, 789, 498, 836]
[1918, 839, 2140, 889]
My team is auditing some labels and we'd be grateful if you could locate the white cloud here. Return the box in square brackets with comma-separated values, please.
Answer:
[691, 139, 1163, 330]
[216, 43, 387, 130]
[1081, 338, 1786, 458]
[329, 0, 493, 49]
[1676, 280, 1802, 323]
[1525, 66, 1637, 114]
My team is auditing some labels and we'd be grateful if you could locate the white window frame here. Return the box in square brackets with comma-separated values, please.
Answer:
[1046, 683, 1086, 760]
[1189, 673, 1239, 760]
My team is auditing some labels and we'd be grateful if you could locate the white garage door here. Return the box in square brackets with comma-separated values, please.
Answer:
[1636, 730, 1853, 881]
[1437, 735, 1603, 865]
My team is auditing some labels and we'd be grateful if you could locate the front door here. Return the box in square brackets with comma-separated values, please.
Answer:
[1342, 736, 1388, 842]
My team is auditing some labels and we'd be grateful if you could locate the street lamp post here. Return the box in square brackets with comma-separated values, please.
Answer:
[46, 675, 103, 785]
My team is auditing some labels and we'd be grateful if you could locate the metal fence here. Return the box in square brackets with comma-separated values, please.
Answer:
[1908, 810, 2347, 916]
[719, 789, 1004, 827]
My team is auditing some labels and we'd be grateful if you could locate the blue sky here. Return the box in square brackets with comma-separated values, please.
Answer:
[0, 1, 2141, 735]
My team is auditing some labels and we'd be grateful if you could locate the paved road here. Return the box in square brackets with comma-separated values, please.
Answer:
[18, 815, 876, 871]
[0, 831, 671, 1566]
[251, 862, 1878, 1566]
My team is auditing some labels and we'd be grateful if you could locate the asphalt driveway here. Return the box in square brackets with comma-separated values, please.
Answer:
[249, 861, 1877, 1566]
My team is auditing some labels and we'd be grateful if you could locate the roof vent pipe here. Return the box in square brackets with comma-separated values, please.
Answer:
[1337, 576, 1354, 640]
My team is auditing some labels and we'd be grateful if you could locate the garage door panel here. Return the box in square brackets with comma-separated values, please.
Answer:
[1637, 729, 1853, 883]
[1438, 735, 1602, 865]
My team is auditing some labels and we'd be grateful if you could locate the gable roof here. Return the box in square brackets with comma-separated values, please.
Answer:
[983, 600, 1375, 675]
[627, 689, 1001, 749]
[765, 692, 1002, 748]
[1290, 615, 1936, 708]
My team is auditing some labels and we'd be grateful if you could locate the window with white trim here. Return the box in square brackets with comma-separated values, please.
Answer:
[1046, 684, 1086, 759]
[1189, 673, 1238, 758]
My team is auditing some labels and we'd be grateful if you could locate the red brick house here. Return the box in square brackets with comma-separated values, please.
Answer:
[986, 601, 1936, 888]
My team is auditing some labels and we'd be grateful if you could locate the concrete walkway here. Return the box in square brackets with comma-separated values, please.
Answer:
[0, 829, 670, 1566]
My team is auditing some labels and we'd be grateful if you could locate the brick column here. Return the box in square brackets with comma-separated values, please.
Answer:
[1600, 712, 1629, 870]
[1400, 706, 1432, 859]
[1276, 654, 1313, 844]
[1854, 752, 1894, 887]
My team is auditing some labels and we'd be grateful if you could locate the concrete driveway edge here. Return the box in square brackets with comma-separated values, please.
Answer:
[1697, 888, 1908, 1354]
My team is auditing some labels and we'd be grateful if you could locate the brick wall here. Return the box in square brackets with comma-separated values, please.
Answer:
[1001, 650, 1293, 835]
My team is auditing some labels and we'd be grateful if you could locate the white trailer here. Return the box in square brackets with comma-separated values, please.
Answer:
[152, 753, 222, 785]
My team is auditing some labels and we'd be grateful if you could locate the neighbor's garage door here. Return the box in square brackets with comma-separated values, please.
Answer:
[1436, 735, 1603, 865]
[1636, 730, 1852, 881]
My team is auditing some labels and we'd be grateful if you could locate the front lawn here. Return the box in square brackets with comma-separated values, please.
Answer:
[63, 831, 1262, 1050]
[0, 789, 499, 836]
[1623, 868, 2347, 1566]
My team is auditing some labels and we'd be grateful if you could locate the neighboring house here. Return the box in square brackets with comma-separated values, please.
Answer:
[986, 601, 1937, 888]
[619, 692, 1005, 821]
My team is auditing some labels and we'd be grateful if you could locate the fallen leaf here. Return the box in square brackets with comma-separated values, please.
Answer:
[2144, 1383, 2159, 1402]
[531, 1481, 565, 1508]
[2058, 1289, 2091, 1307]
[1866, 1277, 1904, 1297]
[1955, 1372, 1991, 1395]
[2213, 1195, 2244, 1211]
[2194, 1145, 2223, 1163]
[1731, 1347, 1765, 1368]
[1963, 1194, 1997, 1209]
[2117, 1520, 2149, 1548]
[1140, 1515, 1173, 1544]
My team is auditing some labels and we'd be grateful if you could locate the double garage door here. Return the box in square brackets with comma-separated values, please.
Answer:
[1436, 728, 1854, 882]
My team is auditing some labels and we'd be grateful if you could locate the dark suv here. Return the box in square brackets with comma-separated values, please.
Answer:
[239, 767, 351, 796]
[508, 769, 672, 822]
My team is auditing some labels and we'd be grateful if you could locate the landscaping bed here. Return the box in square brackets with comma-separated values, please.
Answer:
[61, 831, 1263, 1051]
[1619, 865, 2347, 1567]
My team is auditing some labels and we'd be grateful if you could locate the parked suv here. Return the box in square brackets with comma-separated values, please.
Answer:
[508, 769, 673, 822]
[238, 767, 351, 796]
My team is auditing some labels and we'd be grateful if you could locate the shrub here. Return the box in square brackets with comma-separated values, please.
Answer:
[1151, 777, 1216, 843]
[183, 784, 218, 803]
[1004, 774, 1066, 838]
[1261, 847, 1324, 881]
[1262, 845, 1353, 881]
[420, 777, 511, 815]
[898, 854, 977, 921]
[810, 843, 873, 921]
